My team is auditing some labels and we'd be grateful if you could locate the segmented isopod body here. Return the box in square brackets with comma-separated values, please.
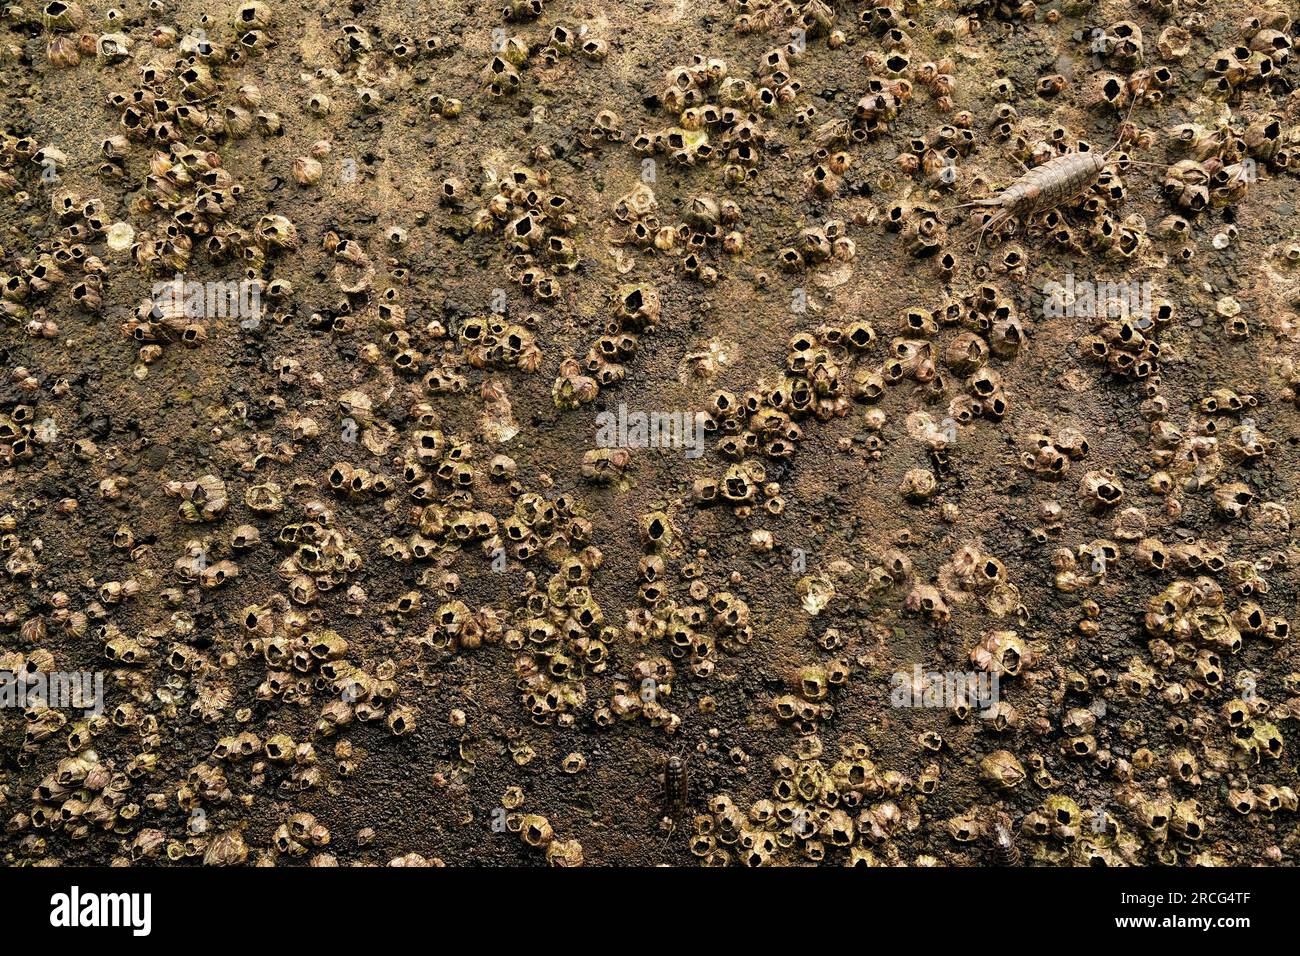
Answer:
[663, 755, 689, 819]
[970, 149, 1110, 237]
[989, 816, 1021, 866]
[958, 88, 1150, 253]
[1005, 150, 1108, 214]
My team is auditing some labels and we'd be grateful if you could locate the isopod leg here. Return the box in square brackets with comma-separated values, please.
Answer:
[941, 196, 1000, 225]
[974, 210, 1010, 259]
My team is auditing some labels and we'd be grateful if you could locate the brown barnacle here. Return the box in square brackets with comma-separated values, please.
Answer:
[307, 91, 332, 115]
[1021, 434, 1069, 478]
[46, 33, 80, 66]
[177, 62, 217, 100]
[1263, 616, 1289, 643]
[1163, 160, 1210, 213]
[1242, 116, 1283, 165]
[244, 481, 283, 513]
[638, 510, 673, 552]
[1167, 747, 1201, 785]
[95, 31, 129, 60]
[1232, 601, 1267, 637]
[386, 705, 416, 736]
[234, 0, 272, 30]
[287, 574, 318, 605]
[1127, 794, 1169, 841]
[293, 156, 323, 186]
[777, 245, 805, 272]
[980, 750, 1026, 790]
[1078, 470, 1124, 510]
[254, 214, 299, 252]
[898, 468, 937, 502]
[903, 207, 946, 257]
[315, 698, 353, 737]
[970, 630, 1033, 677]
[1098, 21, 1143, 70]
[805, 163, 840, 198]
[841, 320, 877, 352]
[1213, 481, 1254, 519]
[1116, 655, 1156, 698]
[581, 447, 629, 484]
[41, 0, 84, 30]
[905, 583, 949, 625]
[481, 55, 521, 96]
[165, 474, 229, 523]
[331, 240, 374, 294]
[519, 814, 554, 849]
[1224, 425, 1270, 464]
[1168, 799, 1205, 841]
[613, 283, 661, 330]
[552, 358, 598, 410]
[271, 822, 306, 857]
[199, 559, 238, 589]
[202, 830, 248, 867]
[1130, 536, 1169, 573]
[1260, 785, 1298, 815]
[946, 808, 982, 844]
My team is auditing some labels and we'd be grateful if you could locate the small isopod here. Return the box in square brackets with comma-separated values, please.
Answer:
[961, 149, 1112, 248]
[988, 812, 1020, 866]
[952, 93, 1160, 254]
[662, 754, 689, 820]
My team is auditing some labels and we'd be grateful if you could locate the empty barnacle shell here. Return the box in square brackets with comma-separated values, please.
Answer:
[95, 31, 129, 59]
[234, 0, 272, 30]
[520, 814, 553, 848]
[41, 0, 84, 30]
[253, 214, 298, 252]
